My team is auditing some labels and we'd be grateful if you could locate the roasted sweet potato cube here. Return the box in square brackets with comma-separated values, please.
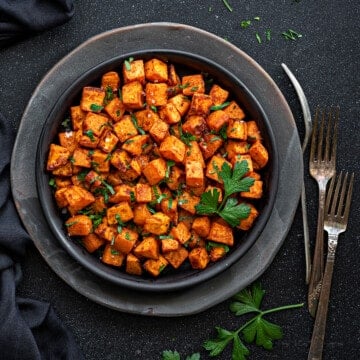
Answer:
[192, 216, 211, 237]
[142, 158, 167, 185]
[78, 133, 99, 149]
[182, 115, 207, 136]
[206, 110, 230, 132]
[167, 64, 181, 87]
[247, 171, 261, 180]
[54, 177, 72, 189]
[90, 195, 107, 214]
[84, 170, 102, 188]
[158, 102, 181, 124]
[133, 109, 158, 131]
[72, 148, 91, 168]
[184, 141, 205, 168]
[83, 112, 109, 137]
[64, 185, 95, 214]
[133, 203, 153, 225]
[144, 212, 171, 235]
[199, 133, 223, 160]
[114, 227, 138, 254]
[159, 135, 186, 163]
[101, 244, 124, 267]
[112, 114, 138, 143]
[122, 80, 144, 109]
[133, 236, 159, 259]
[240, 180, 263, 199]
[232, 154, 253, 174]
[160, 196, 178, 223]
[145, 82, 168, 107]
[70, 106, 86, 130]
[149, 118, 169, 143]
[188, 247, 210, 270]
[135, 183, 152, 203]
[101, 71, 120, 91]
[249, 141, 269, 169]
[187, 230, 205, 249]
[225, 140, 250, 160]
[181, 74, 205, 95]
[209, 246, 227, 262]
[207, 221, 234, 246]
[237, 203, 259, 231]
[109, 184, 134, 203]
[47, 144, 70, 171]
[186, 184, 206, 197]
[161, 238, 180, 253]
[110, 149, 131, 172]
[170, 221, 191, 244]
[54, 187, 68, 208]
[185, 161, 204, 188]
[188, 93, 213, 117]
[104, 97, 126, 122]
[144, 58, 168, 82]
[209, 84, 229, 105]
[80, 86, 105, 112]
[246, 120, 262, 142]
[82, 233, 105, 253]
[178, 191, 200, 215]
[98, 130, 118, 153]
[122, 134, 150, 156]
[107, 202, 134, 224]
[91, 149, 110, 173]
[125, 253, 143, 275]
[58, 131, 77, 153]
[143, 255, 168, 277]
[122, 59, 145, 84]
[167, 94, 191, 116]
[227, 119, 247, 140]
[166, 165, 184, 191]
[164, 246, 189, 269]
[94, 221, 117, 242]
[66, 215, 92, 236]
[223, 100, 245, 120]
[206, 155, 232, 183]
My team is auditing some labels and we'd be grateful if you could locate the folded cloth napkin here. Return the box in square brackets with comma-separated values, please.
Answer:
[0, 113, 84, 359]
[0, 0, 74, 47]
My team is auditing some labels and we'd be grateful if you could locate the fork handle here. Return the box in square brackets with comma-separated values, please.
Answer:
[308, 234, 337, 360]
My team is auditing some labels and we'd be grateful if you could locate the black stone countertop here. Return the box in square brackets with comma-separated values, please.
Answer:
[1, 1, 359, 359]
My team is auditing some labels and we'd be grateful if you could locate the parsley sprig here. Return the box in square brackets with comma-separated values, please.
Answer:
[203, 283, 303, 359]
[195, 161, 254, 227]
[162, 351, 200, 360]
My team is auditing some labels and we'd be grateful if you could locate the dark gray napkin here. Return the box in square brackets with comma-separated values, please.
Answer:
[0, 0, 74, 47]
[0, 113, 84, 359]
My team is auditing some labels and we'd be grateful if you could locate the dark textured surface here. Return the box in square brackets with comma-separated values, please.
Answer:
[1, 1, 360, 359]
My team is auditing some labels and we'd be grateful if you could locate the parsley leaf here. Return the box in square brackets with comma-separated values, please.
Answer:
[162, 351, 200, 360]
[219, 198, 251, 227]
[195, 188, 220, 215]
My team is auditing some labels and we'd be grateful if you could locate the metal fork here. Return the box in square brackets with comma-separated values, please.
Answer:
[308, 172, 354, 360]
[308, 106, 339, 317]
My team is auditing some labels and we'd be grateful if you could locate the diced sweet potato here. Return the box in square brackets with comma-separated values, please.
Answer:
[223, 100, 245, 120]
[207, 221, 234, 246]
[185, 161, 204, 187]
[58, 131, 77, 153]
[101, 244, 125, 267]
[82, 233, 105, 253]
[80, 86, 105, 112]
[167, 94, 191, 116]
[178, 191, 200, 215]
[133, 203, 153, 226]
[65, 215, 92, 236]
[159, 135, 186, 163]
[246, 120, 262, 142]
[182, 115, 207, 137]
[144, 58, 168, 82]
[192, 216, 211, 237]
[144, 212, 171, 235]
[122, 134, 149, 156]
[164, 246, 189, 269]
[188, 247, 209, 270]
[170, 221, 191, 244]
[206, 154, 232, 183]
[109, 184, 134, 203]
[206, 110, 230, 132]
[101, 71, 120, 91]
[107, 202, 134, 224]
[209, 84, 229, 105]
[63, 185, 95, 214]
[226, 119, 247, 140]
[123, 59, 145, 84]
[133, 236, 159, 259]
[158, 102, 181, 124]
[161, 238, 180, 253]
[72, 148, 91, 168]
[91, 149, 110, 173]
[240, 180, 263, 199]
[70, 106, 86, 131]
[98, 130, 119, 153]
[114, 227, 138, 254]
[199, 133, 223, 160]
[209, 246, 227, 262]
[188, 93, 213, 117]
[83, 112, 110, 137]
[47, 144, 70, 171]
[135, 183, 152, 203]
[122, 80, 144, 109]
[142, 158, 167, 185]
[181, 74, 205, 95]
[145, 82, 168, 107]
[237, 203, 259, 231]
[160, 196, 178, 223]
[104, 97, 126, 122]
[125, 253, 143, 275]
[249, 140, 269, 169]
[143, 255, 168, 277]
[112, 114, 138, 143]
[94, 221, 117, 242]
[225, 140, 250, 160]
[149, 117, 169, 143]
[166, 165, 184, 191]
[133, 109, 158, 131]
[184, 141, 205, 168]
[54, 187, 68, 208]
[110, 149, 131, 172]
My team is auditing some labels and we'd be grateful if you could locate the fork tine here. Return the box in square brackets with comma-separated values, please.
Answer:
[325, 171, 336, 213]
[328, 172, 343, 217]
[343, 173, 354, 222]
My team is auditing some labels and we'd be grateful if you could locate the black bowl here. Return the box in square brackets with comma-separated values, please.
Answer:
[36, 49, 279, 292]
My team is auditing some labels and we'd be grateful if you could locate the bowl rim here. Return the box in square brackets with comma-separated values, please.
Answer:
[36, 48, 279, 292]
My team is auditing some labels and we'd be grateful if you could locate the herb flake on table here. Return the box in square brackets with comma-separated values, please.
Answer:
[282, 29, 302, 40]
[222, 0, 233, 12]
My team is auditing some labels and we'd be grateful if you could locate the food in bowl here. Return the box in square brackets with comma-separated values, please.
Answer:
[45, 56, 269, 278]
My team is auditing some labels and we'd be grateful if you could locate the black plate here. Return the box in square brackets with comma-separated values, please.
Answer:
[36, 49, 278, 292]
[11, 23, 302, 316]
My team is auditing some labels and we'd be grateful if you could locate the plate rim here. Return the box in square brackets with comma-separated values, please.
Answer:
[11, 22, 302, 316]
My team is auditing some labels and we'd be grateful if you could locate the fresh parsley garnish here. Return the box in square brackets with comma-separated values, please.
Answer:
[90, 103, 104, 112]
[178, 124, 197, 146]
[210, 101, 231, 111]
[222, 0, 233, 12]
[162, 350, 200, 360]
[124, 57, 134, 71]
[195, 161, 255, 227]
[48, 178, 57, 189]
[203, 283, 303, 359]
[130, 114, 145, 135]
[84, 129, 95, 142]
